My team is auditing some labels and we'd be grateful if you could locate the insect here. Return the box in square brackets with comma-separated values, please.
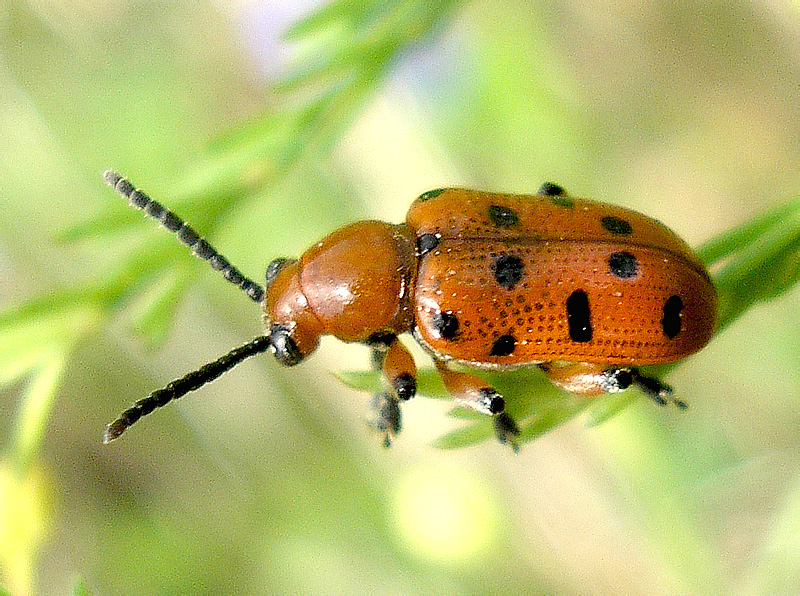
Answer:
[102, 172, 717, 450]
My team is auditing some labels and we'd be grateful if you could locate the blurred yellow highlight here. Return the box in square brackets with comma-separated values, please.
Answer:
[391, 465, 501, 566]
[0, 462, 52, 596]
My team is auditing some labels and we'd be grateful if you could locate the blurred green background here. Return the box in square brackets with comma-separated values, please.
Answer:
[1, 0, 799, 594]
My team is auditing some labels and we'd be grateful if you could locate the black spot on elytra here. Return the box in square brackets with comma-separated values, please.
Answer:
[538, 182, 574, 208]
[538, 182, 565, 196]
[432, 311, 459, 340]
[488, 205, 519, 228]
[493, 254, 524, 290]
[608, 251, 638, 278]
[662, 295, 683, 338]
[490, 334, 516, 356]
[567, 290, 592, 342]
[601, 215, 633, 235]
[417, 233, 440, 256]
[418, 188, 445, 201]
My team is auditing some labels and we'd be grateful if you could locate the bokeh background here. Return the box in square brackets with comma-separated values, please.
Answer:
[1, 0, 799, 594]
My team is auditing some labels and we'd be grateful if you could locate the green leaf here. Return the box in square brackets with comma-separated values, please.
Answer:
[704, 198, 800, 331]
[445, 407, 485, 421]
[332, 370, 383, 394]
[72, 576, 93, 596]
[283, 1, 360, 41]
[127, 271, 190, 347]
[0, 299, 101, 474]
[433, 420, 495, 450]
[169, 0, 463, 234]
[697, 200, 799, 265]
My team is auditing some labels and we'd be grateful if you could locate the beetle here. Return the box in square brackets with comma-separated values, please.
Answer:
[101, 172, 717, 450]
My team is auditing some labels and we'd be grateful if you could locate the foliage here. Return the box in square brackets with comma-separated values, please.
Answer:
[1, 0, 799, 594]
[0, 1, 460, 593]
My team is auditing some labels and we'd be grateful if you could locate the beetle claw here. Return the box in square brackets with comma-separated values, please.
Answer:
[632, 371, 687, 409]
[494, 412, 520, 453]
[370, 392, 402, 448]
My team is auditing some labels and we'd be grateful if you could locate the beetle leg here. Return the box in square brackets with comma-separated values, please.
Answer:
[365, 334, 416, 447]
[434, 361, 519, 450]
[539, 362, 687, 408]
[435, 361, 504, 414]
[539, 362, 616, 395]
[493, 412, 520, 453]
[369, 333, 417, 401]
[370, 392, 402, 448]
[630, 370, 687, 409]
[382, 337, 417, 401]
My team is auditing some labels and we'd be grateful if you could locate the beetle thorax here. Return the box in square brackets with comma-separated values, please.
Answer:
[264, 221, 416, 360]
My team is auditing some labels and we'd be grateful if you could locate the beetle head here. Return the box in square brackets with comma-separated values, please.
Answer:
[262, 257, 323, 366]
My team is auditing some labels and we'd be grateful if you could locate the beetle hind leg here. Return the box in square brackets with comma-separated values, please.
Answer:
[539, 362, 687, 409]
[434, 360, 519, 451]
[630, 370, 687, 409]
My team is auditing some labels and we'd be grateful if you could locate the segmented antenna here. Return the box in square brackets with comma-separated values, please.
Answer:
[102, 335, 272, 443]
[103, 170, 265, 303]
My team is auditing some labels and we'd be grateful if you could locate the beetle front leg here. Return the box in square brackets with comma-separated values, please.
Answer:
[382, 336, 417, 400]
[366, 333, 417, 446]
[434, 360, 519, 451]
[369, 333, 417, 401]
[370, 392, 402, 448]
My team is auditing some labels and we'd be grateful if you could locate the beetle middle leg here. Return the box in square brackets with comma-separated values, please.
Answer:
[434, 361, 519, 451]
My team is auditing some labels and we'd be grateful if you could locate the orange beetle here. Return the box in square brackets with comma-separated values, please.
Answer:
[102, 173, 717, 449]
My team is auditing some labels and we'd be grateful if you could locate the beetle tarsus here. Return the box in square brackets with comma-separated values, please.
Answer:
[494, 412, 520, 453]
[371, 392, 402, 448]
[632, 370, 687, 409]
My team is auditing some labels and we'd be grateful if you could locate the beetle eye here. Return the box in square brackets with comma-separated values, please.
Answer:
[269, 324, 304, 366]
[265, 258, 296, 289]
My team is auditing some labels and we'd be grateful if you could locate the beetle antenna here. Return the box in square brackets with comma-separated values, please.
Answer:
[103, 335, 272, 443]
[104, 170, 265, 303]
